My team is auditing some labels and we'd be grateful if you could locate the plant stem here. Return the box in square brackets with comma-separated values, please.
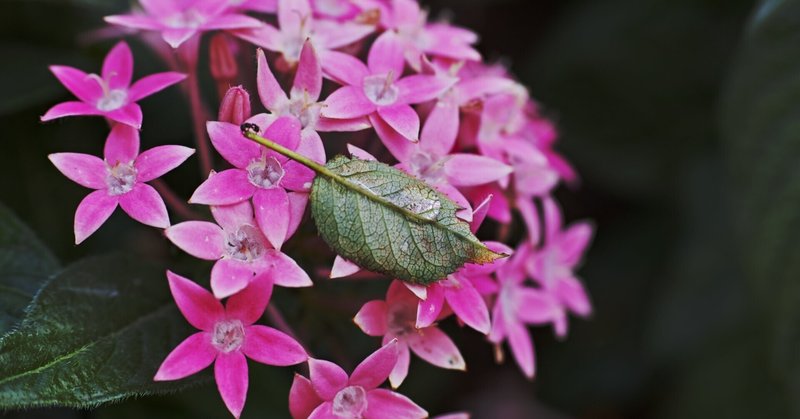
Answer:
[187, 69, 213, 177]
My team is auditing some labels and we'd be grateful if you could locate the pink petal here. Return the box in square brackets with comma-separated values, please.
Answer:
[506, 318, 535, 378]
[48, 153, 107, 189]
[189, 169, 256, 205]
[264, 115, 302, 151]
[308, 402, 336, 419]
[165, 221, 225, 260]
[253, 187, 290, 250]
[166, 270, 225, 331]
[542, 195, 563, 241]
[350, 340, 399, 389]
[368, 31, 405, 76]
[445, 278, 491, 334]
[261, 250, 313, 287]
[315, 116, 372, 132]
[118, 183, 169, 228]
[371, 113, 417, 154]
[416, 284, 444, 329]
[314, 20, 374, 49]
[320, 50, 369, 86]
[434, 184, 472, 223]
[104, 124, 140, 165]
[470, 194, 492, 234]
[555, 277, 592, 317]
[309, 358, 348, 400]
[407, 327, 465, 370]
[388, 343, 410, 389]
[377, 104, 419, 142]
[292, 40, 322, 101]
[162, 28, 198, 49]
[243, 325, 308, 365]
[364, 388, 428, 419]
[517, 288, 561, 323]
[515, 196, 541, 244]
[281, 129, 323, 192]
[286, 191, 309, 239]
[215, 351, 249, 419]
[231, 24, 283, 52]
[128, 71, 186, 102]
[488, 299, 506, 344]
[256, 48, 289, 111]
[225, 275, 274, 325]
[419, 101, 458, 157]
[74, 190, 118, 244]
[207, 121, 262, 169]
[41, 101, 102, 121]
[135, 145, 194, 182]
[211, 259, 256, 299]
[154, 332, 216, 381]
[396, 75, 453, 104]
[104, 14, 162, 31]
[102, 41, 133, 90]
[404, 283, 427, 300]
[290, 374, 323, 419]
[558, 222, 594, 267]
[346, 144, 377, 161]
[105, 102, 143, 129]
[330, 256, 361, 279]
[278, 0, 311, 33]
[443, 154, 512, 187]
[139, 0, 177, 15]
[202, 13, 263, 30]
[211, 200, 257, 232]
[321, 86, 375, 119]
[354, 300, 388, 336]
[49, 65, 102, 103]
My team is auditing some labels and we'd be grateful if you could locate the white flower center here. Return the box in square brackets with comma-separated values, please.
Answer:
[332, 385, 368, 418]
[387, 301, 417, 337]
[313, 0, 350, 18]
[407, 151, 446, 184]
[211, 319, 245, 353]
[363, 73, 399, 106]
[164, 8, 206, 29]
[288, 94, 321, 129]
[247, 156, 285, 189]
[105, 162, 137, 196]
[225, 225, 266, 262]
[96, 88, 128, 111]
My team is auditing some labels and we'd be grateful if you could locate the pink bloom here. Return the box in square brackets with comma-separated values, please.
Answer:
[190, 115, 322, 250]
[155, 272, 307, 418]
[321, 30, 454, 143]
[218, 85, 252, 125]
[310, 0, 365, 21]
[165, 200, 312, 298]
[354, 280, 465, 387]
[41, 41, 185, 129]
[289, 340, 428, 418]
[48, 124, 194, 244]
[233, 0, 374, 66]
[105, 0, 262, 48]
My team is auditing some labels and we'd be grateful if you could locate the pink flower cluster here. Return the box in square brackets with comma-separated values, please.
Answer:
[42, 0, 594, 417]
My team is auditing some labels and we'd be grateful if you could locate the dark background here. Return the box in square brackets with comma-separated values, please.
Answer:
[2, 0, 798, 417]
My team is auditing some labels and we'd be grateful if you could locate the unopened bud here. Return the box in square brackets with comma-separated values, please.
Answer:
[218, 86, 251, 126]
[209, 33, 238, 83]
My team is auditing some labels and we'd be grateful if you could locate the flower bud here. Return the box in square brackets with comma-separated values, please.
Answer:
[209, 33, 238, 83]
[218, 86, 251, 126]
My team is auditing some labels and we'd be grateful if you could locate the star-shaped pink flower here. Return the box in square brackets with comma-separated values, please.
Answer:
[354, 280, 465, 388]
[155, 272, 308, 418]
[48, 124, 194, 244]
[165, 200, 312, 298]
[105, 0, 262, 48]
[41, 41, 186, 129]
[289, 340, 428, 419]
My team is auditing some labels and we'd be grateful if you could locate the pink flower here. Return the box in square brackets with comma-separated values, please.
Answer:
[233, 0, 374, 66]
[105, 0, 262, 48]
[321, 30, 454, 143]
[165, 200, 312, 298]
[190, 115, 321, 250]
[48, 124, 194, 244]
[155, 272, 307, 418]
[218, 85, 252, 125]
[41, 41, 186, 129]
[354, 280, 465, 388]
[289, 341, 428, 419]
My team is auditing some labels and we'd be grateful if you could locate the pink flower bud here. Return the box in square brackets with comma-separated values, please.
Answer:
[218, 86, 251, 125]
[209, 33, 238, 83]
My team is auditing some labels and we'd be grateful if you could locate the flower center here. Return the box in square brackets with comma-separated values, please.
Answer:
[407, 151, 446, 184]
[105, 162, 137, 196]
[332, 386, 368, 418]
[387, 301, 417, 337]
[96, 89, 128, 111]
[164, 8, 206, 29]
[247, 156, 285, 189]
[363, 73, 399, 106]
[288, 94, 321, 129]
[211, 319, 245, 353]
[225, 225, 266, 262]
[313, 0, 351, 18]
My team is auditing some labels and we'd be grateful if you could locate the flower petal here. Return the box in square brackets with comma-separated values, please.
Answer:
[49, 65, 102, 103]
[208, 120, 262, 169]
[443, 154, 512, 187]
[407, 327, 465, 371]
[349, 340, 399, 389]
[135, 145, 195, 182]
[74, 190, 118, 244]
[415, 284, 444, 329]
[321, 86, 375, 119]
[320, 50, 369, 86]
[371, 114, 417, 158]
[253, 187, 290, 250]
[354, 300, 388, 337]
[104, 14, 162, 31]
[558, 222, 594, 267]
[105, 102, 143, 129]
[281, 129, 323, 192]
[445, 277, 491, 334]
[396, 75, 453, 105]
[330, 255, 361, 279]
[419, 101, 459, 157]
[262, 250, 313, 287]
[286, 191, 309, 239]
[309, 358, 348, 400]
[308, 402, 336, 419]
[292, 40, 322, 101]
[368, 31, 405, 76]
[313, 20, 374, 49]
[555, 277, 592, 317]
[104, 124, 140, 165]
[377, 104, 419, 142]
[256, 48, 289, 111]
[165, 221, 225, 260]
[128, 71, 187, 102]
[119, 183, 170, 228]
[211, 200, 257, 232]
[41, 101, 102, 121]
[231, 24, 283, 52]
[102, 41, 133, 90]
[290, 374, 323, 419]
[243, 325, 308, 365]
[48, 152, 107, 189]
[154, 332, 216, 381]
[278, 0, 311, 34]
[166, 270, 225, 331]
[388, 343, 410, 389]
[364, 388, 428, 419]
[210, 259, 256, 299]
[202, 13, 263, 30]
[265, 115, 302, 151]
[215, 351, 249, 419]
[506, 318, 535, 378]
[189, 169, 256, 205]
[162, 28, 198, 49]
[226, 274, 273, 325]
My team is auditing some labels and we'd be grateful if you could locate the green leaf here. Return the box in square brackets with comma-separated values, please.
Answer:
[0, 202, 59, 336]
[0, 254, 205, 408]
[310, 155, 503, 285]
